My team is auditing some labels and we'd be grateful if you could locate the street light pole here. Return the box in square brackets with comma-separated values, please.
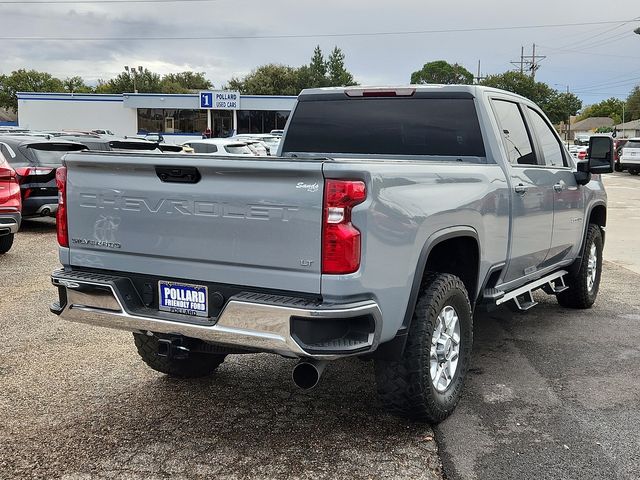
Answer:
[124, 65, 142, 94]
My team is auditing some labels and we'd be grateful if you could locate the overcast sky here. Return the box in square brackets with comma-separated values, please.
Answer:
[0, 0, 638, 106]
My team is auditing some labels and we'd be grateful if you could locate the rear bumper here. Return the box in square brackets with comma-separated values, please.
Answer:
[0, 212, 21, 235]
[620, 160, 640, 169]
[22, 196, 58, 217]
[50, 269, 382, 359]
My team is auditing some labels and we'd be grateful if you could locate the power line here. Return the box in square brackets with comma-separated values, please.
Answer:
[538, 44, 640, 60]
[0, 19, 637, 41]
[0, 0, 219, 3]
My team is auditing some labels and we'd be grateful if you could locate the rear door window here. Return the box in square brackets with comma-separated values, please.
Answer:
[491, 100, 537, 166]
[527, 108, 567, 167]
[625, 141, 640, 149]
[282, 97, 485, 157]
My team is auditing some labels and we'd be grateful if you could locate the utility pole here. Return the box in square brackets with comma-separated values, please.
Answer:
[510, 46, 525, 73]
[474, 60, 486, 84]
[510, 44, 546, 79]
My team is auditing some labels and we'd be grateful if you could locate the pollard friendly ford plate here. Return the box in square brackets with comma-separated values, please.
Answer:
[158, 281, 208, 318]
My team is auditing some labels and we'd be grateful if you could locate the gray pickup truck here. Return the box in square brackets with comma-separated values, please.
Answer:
[50, 85, 615, 423]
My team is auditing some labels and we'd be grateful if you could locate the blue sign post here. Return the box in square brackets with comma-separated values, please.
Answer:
[200, 92, 213, 109]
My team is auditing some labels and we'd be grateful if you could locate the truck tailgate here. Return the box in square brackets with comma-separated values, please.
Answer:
[64, 152, 324, 294]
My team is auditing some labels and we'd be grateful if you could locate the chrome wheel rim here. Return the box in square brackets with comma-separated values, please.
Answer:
[430, 305, 461, 392]
[586, 243, 597, 293]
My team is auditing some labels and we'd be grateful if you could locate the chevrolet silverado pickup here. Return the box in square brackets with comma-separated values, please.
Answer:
[50, 86, 615, 423]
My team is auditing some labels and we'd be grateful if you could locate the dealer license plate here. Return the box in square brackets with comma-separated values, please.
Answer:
[158, 281, 208, 318]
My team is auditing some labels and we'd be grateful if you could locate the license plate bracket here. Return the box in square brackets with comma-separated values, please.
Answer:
[158, 281, 208, 318]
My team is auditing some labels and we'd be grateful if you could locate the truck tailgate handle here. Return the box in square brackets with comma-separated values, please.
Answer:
[155, 166, 201, 184]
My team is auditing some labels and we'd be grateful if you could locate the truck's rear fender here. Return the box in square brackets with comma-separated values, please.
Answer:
[320, 161, 510, 349]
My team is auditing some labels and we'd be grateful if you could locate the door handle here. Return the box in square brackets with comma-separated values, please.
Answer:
[553, 182, 565, 192]
[514, 184, 528, 195]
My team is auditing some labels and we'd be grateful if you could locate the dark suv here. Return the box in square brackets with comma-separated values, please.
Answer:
[0, 136, 86, 218]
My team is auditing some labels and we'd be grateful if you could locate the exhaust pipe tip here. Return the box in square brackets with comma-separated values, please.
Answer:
[292, 360, 327, 390]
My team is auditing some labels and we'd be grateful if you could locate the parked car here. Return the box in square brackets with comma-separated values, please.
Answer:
[59, 136, 162, 153]
[181, 138, 255, 156]
[574, 134, 591, 146]
[233, 134, 280, 154]
[619, 138, 640, 175]
[0, 136, 86, 217]
[0, 149, 21, 254]
[243, 140, 269, 156]
[614, 139, 629, 172]
[50, 85, 613, 423]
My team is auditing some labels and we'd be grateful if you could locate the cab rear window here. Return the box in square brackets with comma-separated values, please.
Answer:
[282, 97, 485, 157]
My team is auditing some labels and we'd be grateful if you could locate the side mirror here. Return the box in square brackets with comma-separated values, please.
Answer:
[587, 136, 614, 174]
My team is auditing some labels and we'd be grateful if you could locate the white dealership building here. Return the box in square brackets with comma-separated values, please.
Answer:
[17, 91, 297, 143]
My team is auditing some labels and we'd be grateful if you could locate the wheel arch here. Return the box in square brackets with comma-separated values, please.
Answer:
[372, 227, 480, 360]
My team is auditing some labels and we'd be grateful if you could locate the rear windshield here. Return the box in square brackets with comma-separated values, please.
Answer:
[625, 141, 640, 149]
[282, 97, 485, 157]
[26, 143, 86, 166]
[224, 144, 252, 155]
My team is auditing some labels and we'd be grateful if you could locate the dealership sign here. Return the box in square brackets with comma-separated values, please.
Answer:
[200, 91, 240, 110]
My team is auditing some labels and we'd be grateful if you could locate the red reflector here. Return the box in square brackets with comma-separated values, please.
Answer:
[56, 167, 68, 247]
[322, 180, 366, 274]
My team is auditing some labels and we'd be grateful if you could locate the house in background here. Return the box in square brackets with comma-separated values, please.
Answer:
[568, 117, 615, 140]
[614, 119, 640, 138]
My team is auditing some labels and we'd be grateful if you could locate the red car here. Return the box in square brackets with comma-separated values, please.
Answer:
[0, 150, 21, 254]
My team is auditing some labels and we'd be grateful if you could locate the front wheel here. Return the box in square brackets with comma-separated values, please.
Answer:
[557, 224, 603, 309]
[375, 272, 473, 423]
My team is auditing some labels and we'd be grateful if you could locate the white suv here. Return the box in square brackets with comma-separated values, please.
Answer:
[620, 138, 640, 175]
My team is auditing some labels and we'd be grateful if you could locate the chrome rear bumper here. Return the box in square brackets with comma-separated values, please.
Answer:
[51, 270, 382, 359]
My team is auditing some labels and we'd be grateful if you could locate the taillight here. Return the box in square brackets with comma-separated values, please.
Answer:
[56, 167, 68, 247]
[578, 151, 587, 160]
[322, 179, 366, 274]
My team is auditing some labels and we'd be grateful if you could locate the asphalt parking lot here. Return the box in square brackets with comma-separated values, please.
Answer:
[437, 172, 640, 480]
[1, 173, 638, 479]
[0, 219, 441, 479]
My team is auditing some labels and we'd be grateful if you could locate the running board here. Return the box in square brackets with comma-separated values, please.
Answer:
[495, 270, 568, 310]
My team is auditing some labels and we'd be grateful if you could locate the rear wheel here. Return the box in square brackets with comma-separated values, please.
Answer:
[133, 333, 226, 378]
[557, 224, 603, 309]
[375, 272, 473, 423]
[630, 169, 639, 176]
[0, 234, 14, 254]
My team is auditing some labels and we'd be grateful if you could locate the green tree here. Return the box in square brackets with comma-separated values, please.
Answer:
[480, 71, 552, 105]
[227, 64, 301, 96]
[578, 97, 625, 124]
[0, 69, 65, 112]
[410, 60, 474, 85]
[95, 68, 161, 94]
[626, 86, 640, 121]
[327, 47, 355, 86]
[543, 91, 582, 124]
[63, 76, 93, 93]
[309, 45, 328, 87]
[160, 71, 212, 93]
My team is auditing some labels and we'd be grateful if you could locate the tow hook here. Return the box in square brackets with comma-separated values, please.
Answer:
[157, 337, 190, 360]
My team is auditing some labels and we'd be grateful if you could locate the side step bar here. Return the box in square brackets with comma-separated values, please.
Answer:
[493, 270, 568, 311]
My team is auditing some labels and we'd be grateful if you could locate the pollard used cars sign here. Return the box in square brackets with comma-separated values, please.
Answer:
[199, 91, 240, 110]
